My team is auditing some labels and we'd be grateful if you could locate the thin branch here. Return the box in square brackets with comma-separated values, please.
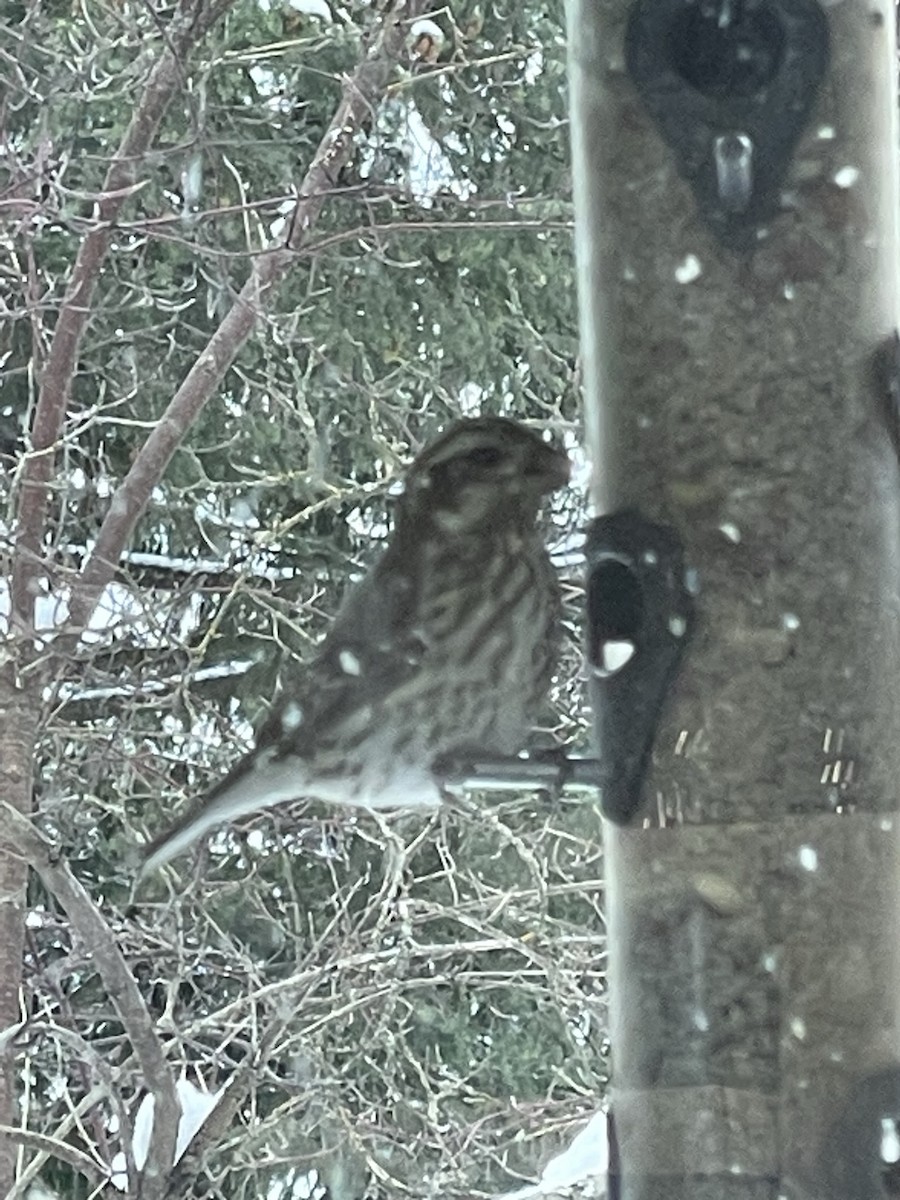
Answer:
[0, 1125, 107, 1189]
[1, 1083, 115, 1200]
[65, 0, 428, 639]
[106, 214, 574, 261]
[300, 217, 574, 259]
[9, 0, 237, 636]
[2, 806, 179, 1198]
[23, 1019, 138, 1183]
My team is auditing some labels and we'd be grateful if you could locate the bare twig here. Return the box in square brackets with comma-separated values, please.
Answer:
[0, 1124, 107, 1189]
[65, 0, 427, 639]
[1, 1083, 117, 1199]
[2, 806, 179, 1197]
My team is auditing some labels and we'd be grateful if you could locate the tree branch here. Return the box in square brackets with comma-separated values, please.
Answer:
[0, 1125, 107, 1190]
[2, 806, 179, 1198]
[65, 0, 427, 639]
[9, 0, 236, 637]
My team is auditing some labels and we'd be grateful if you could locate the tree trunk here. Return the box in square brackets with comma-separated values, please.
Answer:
[0, 665, 38, 1196]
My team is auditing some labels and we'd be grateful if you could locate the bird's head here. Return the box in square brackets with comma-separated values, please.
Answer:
[399, 416, 570, 537]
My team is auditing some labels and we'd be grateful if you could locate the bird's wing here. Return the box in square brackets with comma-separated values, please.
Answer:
[255, 541, 428, 758]
[139, 544, 428, 875]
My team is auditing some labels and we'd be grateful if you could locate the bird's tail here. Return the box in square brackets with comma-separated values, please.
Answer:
[139, 752, 308, 877]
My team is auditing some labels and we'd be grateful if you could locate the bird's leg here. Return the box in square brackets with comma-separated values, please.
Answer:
[435, 747, 601, 800]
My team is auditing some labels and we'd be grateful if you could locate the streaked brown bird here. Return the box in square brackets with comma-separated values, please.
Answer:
[141, 417, 569, 873]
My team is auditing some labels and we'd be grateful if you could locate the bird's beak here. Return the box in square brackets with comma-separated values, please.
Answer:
[532, 442, 570, 491]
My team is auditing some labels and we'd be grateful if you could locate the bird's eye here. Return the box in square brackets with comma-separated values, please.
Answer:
[465, 445, 504, 468]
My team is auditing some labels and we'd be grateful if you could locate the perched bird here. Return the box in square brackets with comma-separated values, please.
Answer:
[141, 417, 570, 874]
